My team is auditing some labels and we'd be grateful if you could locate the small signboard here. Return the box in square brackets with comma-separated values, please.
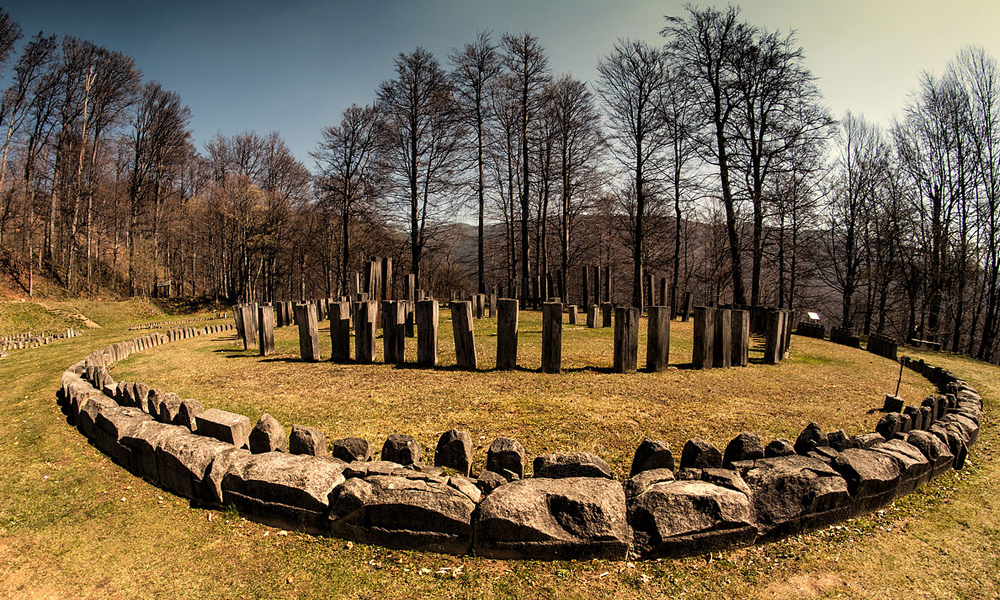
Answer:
[807, 312, 821, 321]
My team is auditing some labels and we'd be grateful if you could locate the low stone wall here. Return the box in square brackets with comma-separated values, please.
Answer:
[2, 328, 78, 354]
[57, 326, 983, 560]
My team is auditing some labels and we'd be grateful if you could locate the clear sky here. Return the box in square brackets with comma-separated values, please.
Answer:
[4, 0, 999, 167]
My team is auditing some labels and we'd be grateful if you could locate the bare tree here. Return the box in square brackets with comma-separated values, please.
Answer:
[450, 32, 500, 294]
[312, 103, 381, 294]
[501, 32, 550, 300]
[377, 47, 465, 288]
[597, 38, 670, 308]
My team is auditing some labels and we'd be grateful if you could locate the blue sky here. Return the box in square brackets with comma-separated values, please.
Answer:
[4, 0, 999, 167]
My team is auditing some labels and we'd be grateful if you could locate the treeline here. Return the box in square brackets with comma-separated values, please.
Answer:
[1, 6, 999, 362]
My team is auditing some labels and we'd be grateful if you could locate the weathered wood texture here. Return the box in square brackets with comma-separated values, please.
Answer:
[294, 303, 321, 362]
[258, 304, 275, 357]
[329, 301, 351, 362]
[541, 302, 563, 374]
[613, 306, 639, 373]
[416, 300, 439, 367]
[646, 306, 670, 372]
[496, 299, 519, 370]
[451, 301, 477, 370]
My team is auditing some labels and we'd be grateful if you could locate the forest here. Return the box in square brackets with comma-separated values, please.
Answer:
[1, 5, 998, 363]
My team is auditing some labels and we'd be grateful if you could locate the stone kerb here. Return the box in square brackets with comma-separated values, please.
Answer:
[56, 320, 983, 562]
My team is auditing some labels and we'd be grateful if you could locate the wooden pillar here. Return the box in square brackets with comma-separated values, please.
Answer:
[382, 300, 405, 364]
[646, 305, 670, 372]
[258, 304, 275, 356]
[294, 303, 320, 362]
[763, 309, 781, 365]
[493, 298, 517, 370]
[713, 308, 732, 368]
[489, 287, 497, 318]
[601, 302, 613, 328]
[355, 300, 377, 364]
[613, 306, 639, 373]
[603, 265, 612, 304]
[329, 301, 351, 362]
[567, 305, 578, 324]
[242, 304, 258, 350]
[731, 309, 750, 367]
[593, 265, 602, 308]
[692, 306, 715, 369]
[416, 300, 439, 367]
[349, 272, 360, 298]
[451, 301, 477, 370]
[541, 301, 563, 374]
[380, 257, 392, 300]
[586, 305, 598, 328]
[404, 300, 415, 338]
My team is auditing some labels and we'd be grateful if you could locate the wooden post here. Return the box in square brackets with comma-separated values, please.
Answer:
[451, 301, 477, 370]
[731, 309, 749, 367]
[568, 304, 578, 324]
[713, 308, 732, 368]
[258, 304, 275, 356]
[541, 301, 563, 374]
[613, 306, 639, 373]
[355, 300, 377, 364]
[646, 305, 670, 372]
[763, 309, 781, 365]
[242, 304, 258, 349]
[416, 300, 439, 366]
[380, 257, 392, 300]
[603, 265, 612, 304]
[330, 301, 351, 362]
[692, 306, 715, 369]
[593, 265, 602, 308]
[294, 303, 320, 362]
[496, 299, 519, 369]
[602, 302, 613, 328]
[489, 287, 497, 318]
[349, 272, 360, 298]
[586, 304, 598, 328]
[382, 300, 405, 364]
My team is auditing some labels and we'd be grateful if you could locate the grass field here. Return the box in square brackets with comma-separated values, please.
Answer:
[0, 300, 997, 599]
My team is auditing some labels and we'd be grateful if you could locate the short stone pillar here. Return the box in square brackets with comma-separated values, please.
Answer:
[713, 308, 732, 368]
[731, 309, 750, 367]
[496, 298, 519, 370]
[586, 305, 598, 328]
[692, 306, 715, 369]
[355, 301, 377, 363]
[416, 300, 439, 366]
[541, 302, 562, 374]
[382, 300, 406, 365]
[601, 302, 613, 328]
[451, 301, 477, 370]
[613, 306, 639, 373]
[240, 304, 258, 350]
[329, 301, 351, 361]
[646, 306, 670, 372]
[294, 303, 320, 362]
[567, 304, 578, 325]
[258, 304, 275, 356]
[489, 289, 497, 318]
[763, 309, 783, 365]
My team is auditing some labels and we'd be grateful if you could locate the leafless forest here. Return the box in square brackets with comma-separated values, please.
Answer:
[1, 6, 999, 361]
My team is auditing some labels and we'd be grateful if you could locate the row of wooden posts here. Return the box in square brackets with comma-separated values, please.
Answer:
[232, 295, 792, 373]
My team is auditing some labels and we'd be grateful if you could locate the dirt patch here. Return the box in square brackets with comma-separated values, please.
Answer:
[761, 572, 846, 598]
[35, 302, 101, 329]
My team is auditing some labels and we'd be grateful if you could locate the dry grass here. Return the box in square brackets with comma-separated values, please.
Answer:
[111, 311, 932, 476]
[1, 301, 997, 599]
